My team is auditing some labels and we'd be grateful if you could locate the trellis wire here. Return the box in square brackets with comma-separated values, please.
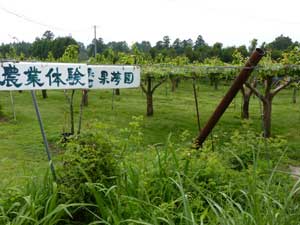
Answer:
[142, 64, 300, 70]
[141, 64, 300, 84]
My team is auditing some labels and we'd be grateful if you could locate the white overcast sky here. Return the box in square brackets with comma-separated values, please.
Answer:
[0, 0, 299, 47]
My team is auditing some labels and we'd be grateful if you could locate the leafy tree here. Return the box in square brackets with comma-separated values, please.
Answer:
[42, 30, 55, 40]
[149, 47, 158, 60]
[172, 38, 183, 55]
[87, 37, 107, 57]
[162, 35, 171, 48]
[117, 52, 135, 65]
[168, 56, 189, 91]
[52, 36, 78, 59]
[103, 48, 118, 64]
[133, 41, 152, 53]
[131, 44, 150, 65]
[77, 42, 88, 61]
[245, 54, 296, 137]
[181, 39, 193, 50]
[141, 73, 167, 116]
[6, 47, 17, 59]
[155, 40, 164, 51]
[266, 35, 294, 60]
[46, 51, 55, 62]
[31, 37, 52, 59]
[268, 35, 293, 51]
[194, 45, 210, 62]
[220, 46, 236, 62]
[0, 44, 12, 58]
[60, 45, 79, 63]
[11, 42, 32, 58]
[60, 44, 80, 135]
[194, 35, 206, 49]
[237, 45, 248, 57]
[31, 32, 77, 60]
[281, 47, 300, 103]
[210, 42, 223, 58]
[204, 57, 225, 90]
[106, 41, 129, 53]
[232, 50, 256, 119]
[248, 38, 258, 53]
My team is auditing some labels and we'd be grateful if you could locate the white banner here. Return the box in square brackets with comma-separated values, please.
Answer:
[0, 62, 88, 90]
[0, 62, 140, 91]
[88, 65, 140, 89]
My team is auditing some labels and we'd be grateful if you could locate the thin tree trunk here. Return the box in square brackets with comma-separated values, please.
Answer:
[209, 76, 214, 86]
[146, 77, 153, 116]
[82, 90, 88, 106]
[242, 94, 250, 119]
[146, 93, 153, 116]
[214, 79, 218, 90]
[175, 78, 180, 88]
[209, 74, 218, 90]
[141, 76, 166, 117]
[293, 87, 297, 104]
[262, 98, 272, 138]
[240, 82, 256, 120]
[42, 90, 47, 99]
[245, 76, 291, 138]
[171, 78, 176, 92]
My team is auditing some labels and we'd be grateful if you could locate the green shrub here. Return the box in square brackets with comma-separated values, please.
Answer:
[120, 115, 144, 151]
[58, 122, 121, 202]
[1, 121, 298, 224]
[220, 123, 288, 171]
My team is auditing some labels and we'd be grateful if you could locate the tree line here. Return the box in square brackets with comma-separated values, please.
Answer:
[0, 30, 298, 63]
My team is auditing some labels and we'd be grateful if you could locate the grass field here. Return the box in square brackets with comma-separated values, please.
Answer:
[0, 79, 300, 184]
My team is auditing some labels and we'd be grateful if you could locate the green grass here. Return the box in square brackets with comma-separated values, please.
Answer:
[0, 80, 300, 182]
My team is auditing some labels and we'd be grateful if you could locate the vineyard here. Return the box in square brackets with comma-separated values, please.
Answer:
[1, 37, 300, 224]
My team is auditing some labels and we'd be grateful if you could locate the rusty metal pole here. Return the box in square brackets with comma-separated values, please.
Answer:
[194, 48, 265, 148]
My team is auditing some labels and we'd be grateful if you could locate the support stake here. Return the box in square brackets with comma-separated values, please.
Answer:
[192, 77, 201, 132]
[112, 89, 115, 110]
[194, 48, 265, 148]
[31, 90, 57, 181]
[10, 91, 16, 121]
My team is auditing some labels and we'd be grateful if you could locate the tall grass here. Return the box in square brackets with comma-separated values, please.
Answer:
[1, 127, 299, 224]
[0, 173, 90, 224]
[83, 129, 299, 224]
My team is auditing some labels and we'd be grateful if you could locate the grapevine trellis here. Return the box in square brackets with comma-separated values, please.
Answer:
[140, 49, 300, 142]
[2, 48, 300, 152]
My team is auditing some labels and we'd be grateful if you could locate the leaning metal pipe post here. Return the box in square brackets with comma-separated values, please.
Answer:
[31, 90, 57, 181]
[194, 48, 265, 148]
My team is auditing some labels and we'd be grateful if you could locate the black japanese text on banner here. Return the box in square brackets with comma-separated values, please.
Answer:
[87, 65, 140, 89]
[0, 62, 88, 91]
[0, 62, 140, 91]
